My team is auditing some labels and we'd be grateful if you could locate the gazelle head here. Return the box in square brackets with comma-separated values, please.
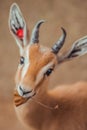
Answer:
[9, 3, 87, 105]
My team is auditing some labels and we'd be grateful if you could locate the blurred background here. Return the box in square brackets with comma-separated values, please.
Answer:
[0, 0, 87, 129]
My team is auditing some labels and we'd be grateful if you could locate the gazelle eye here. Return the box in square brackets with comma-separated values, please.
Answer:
[20, 56, 25, 65]
[45, 68, 53, 76]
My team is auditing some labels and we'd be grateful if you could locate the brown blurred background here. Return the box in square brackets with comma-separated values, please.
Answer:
[0, 0, 87, 129]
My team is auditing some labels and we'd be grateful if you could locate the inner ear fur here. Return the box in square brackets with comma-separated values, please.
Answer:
[9, 3, 29, 49]
[58, 36, 87, 64]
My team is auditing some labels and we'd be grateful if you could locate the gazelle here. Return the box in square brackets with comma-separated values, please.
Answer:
[9, 3, 87, 130]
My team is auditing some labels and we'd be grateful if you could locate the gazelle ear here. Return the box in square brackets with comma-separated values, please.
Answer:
[9, 3, 29, 53]
[58, 36, 87, 64]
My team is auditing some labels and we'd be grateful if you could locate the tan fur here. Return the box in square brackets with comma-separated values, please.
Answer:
[9, 3, 87, 130]
[14, 44, 87, 130]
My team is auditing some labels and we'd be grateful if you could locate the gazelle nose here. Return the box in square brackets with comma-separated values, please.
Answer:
[18, 86, 32, 97]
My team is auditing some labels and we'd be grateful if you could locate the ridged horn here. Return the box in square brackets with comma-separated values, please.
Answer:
[52, 27, 66, 54]
[30, 20, 45, 44]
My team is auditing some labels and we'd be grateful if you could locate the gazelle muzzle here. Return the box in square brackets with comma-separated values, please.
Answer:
[17, 86, 36, 98]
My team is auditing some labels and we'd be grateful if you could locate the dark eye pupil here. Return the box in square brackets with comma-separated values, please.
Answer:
[20, 56, 24, 65]
[45, 68, 53, 76]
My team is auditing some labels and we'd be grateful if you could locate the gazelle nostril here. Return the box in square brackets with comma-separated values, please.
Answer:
[18, 86, 24, 97]
[19, 86, 24, 92]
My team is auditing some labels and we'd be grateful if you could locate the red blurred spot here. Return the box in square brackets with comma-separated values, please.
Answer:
[16, 29, 23, 39]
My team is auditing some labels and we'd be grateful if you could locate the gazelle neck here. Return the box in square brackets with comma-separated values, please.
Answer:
[14, 79, 58, 130]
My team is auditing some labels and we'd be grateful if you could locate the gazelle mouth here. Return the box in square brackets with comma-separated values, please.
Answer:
[14, 88, 36, 107]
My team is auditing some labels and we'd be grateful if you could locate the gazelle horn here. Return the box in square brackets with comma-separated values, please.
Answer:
[30, 20, 45, 44]
[52, 27, 66, 54]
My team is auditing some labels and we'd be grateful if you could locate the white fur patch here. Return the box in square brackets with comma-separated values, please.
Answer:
[17, 85, 34, 98]
[21, 46, 30, 79]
